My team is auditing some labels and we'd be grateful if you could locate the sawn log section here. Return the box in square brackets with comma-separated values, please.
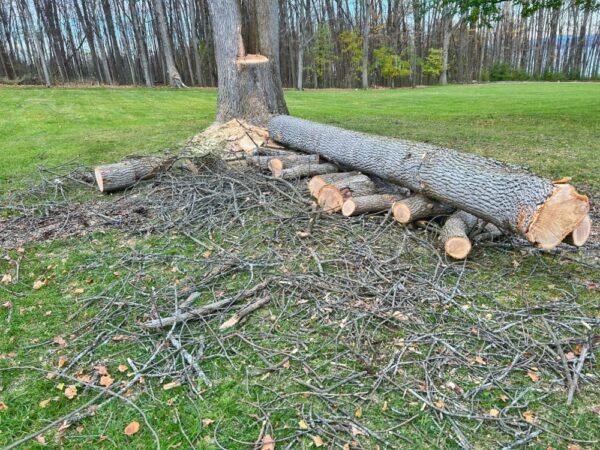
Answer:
[269, 115, 590, 249]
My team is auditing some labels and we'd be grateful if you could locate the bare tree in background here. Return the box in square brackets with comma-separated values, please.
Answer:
[153, 0, 185, 87]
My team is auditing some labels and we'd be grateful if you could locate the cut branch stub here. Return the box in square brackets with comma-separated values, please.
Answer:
[275, 163, 338, 180]
[94, 156, 173, 193]
[269, 115, 590, 249]
[392, 195, 454, 224]
[563, 214, 591, 247]
[317, 174, 376, 213]
[440, 211, 480, 259]
[342, 194, 400, 217]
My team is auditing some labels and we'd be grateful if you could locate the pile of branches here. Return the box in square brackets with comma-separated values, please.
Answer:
[1, 159, 599, 449]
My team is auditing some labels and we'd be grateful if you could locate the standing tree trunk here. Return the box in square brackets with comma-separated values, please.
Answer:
[439, 9, 452, 85]
[207, 0, 288, 125]
[361, 0, 371, 89]
[20, 0, 51, 87]
[153, 0, 185, 87]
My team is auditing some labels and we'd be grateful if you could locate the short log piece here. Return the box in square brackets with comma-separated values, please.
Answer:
[267, 154, 320, 176]
[342, 194, 400, 217]
[308, 171, 361, 198]
[275, 163, 338, 180]
[94, 156, 172, 193]
[392, 195, 454, 224]
[317, 174, 376, 213]
[440, 210, 480, 259]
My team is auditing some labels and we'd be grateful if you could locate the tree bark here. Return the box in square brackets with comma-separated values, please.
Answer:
[361, 0, 371, 89]
[275, 162, 339, 180]
[269, 116, 590, 249]
[20, 0, 51, 87]
[267, 154, 320, 175]
[308, 171, 361, 198]
[153, 0, 185, 87]
[207, 0, 288, 126]
[94, 156, 174, 193]
[317, 174, 376, 213]
[392, 194, 454, 224]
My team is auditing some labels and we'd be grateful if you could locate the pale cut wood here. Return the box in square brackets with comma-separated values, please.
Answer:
[563, 214, 591, 247]
[269, 116, 590, 249]
[342, 194, 400, 217]
[308, 171, 361, 198]
[440, 211, 480, 259]
[275, 163, 338, 180]
[267, 154, 320, 175]
[317, 175, 376, 213]
[94, 156, 173, 193]
[392, 195, 454, 224]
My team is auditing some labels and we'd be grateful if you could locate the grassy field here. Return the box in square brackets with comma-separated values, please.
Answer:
[1, 83, 599, 190]
[1, 83, 599, 449]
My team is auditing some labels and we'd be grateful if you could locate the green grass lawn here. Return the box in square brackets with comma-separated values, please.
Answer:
[1, 83, 599, 449]
[1, 83, 599, 190]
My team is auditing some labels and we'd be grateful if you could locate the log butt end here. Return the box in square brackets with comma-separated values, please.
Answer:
[318, 186, 344, 213]
[94, 167, 105, 193]
[444, 237, 472, 260]
[563, 214, 591, 247]
[392, 202, 411, 224]
[341, 199, 357, 217]
[267, 158, 284, 176]
[526, 184, 590, 250]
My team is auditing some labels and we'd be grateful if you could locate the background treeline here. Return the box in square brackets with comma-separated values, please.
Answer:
[1, 0, 599, 88]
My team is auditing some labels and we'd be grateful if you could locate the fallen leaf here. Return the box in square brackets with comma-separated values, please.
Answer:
[282, 359, 291, 369]
[592, 405, 600, 416]
[343, 444, 350, 450]
[112, 335, 130, 342]
[33, 278, 48, 290]
[76, 425, 84, 432]
[95, 365, 108, 375]
[0, 402, 7, 411]
[565, 352, 576, 361]
[381, 400, 388, 412]
[118, 364, 128, 373]
[1, 301, 11, 309]
[1, 273, 12, 284]
[53, 336, 66, 347]
[313, 435, 324, 447]
[124, 421, 140, 436]
[567, 445, 581, 450]
[474, 356, 486, 365]
[77, 374, 91, 383]
[202, 250, 212, 258]
[489, 408, 500, 417]
[100, 375, 114, 387]
[298, 419, 309, 430]
[260, 434, 275, 450]
[39, 399, 51, 408]
[35, 435, 46, 445]
[354, 406, 362, 418]
[56, 383, 65, 391]
[57, 356, 66, 368]
[522, 410, 536, 424]
[73, 288, 84, 294]
[527, 371, 540, 383]
[351, 425, 365, 436]
[64, 385, 77, 400]
[434, 399, 445, 410]
[163, 381, 181, 391]
[57, 421, 70, 432]
[499, 393, 509, 402]
[202, 418, 214, 427]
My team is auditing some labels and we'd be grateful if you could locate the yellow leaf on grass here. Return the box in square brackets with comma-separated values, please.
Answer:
[435, 399, 445, 410]
[118, 364, 128, 373]
[73, 288, 84, 294]
[522, 410, 536, 424]
[489, 408, 500, 417]
[33, 278, 48, 290]
[39, 399, 51, 408]
[312, 435, 324, 447]
[64, 385, 78, 400]
[381, 400, 389, 412]
[58, 356, 66, 368]
[354, 406, 362, 418]
[0, 402, 7, 411]
[124, 421, 140, 436]
[100, 375, 114, 387]
[298, 419, 309, 430]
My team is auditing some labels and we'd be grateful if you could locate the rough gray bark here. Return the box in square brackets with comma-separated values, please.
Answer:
[361, 0, 371, 89]
[439, 210, 479, 259]
[207, 0, 288, 125]
[153, 0, 185, 87]
[269, 116, 590, 249]
[342, 194, 399, 217]
[275, 162, 338, 180]
[439, 10, 452, 85]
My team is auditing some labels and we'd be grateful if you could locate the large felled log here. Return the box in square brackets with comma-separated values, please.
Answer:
[267, 154, 320, 176]
[392, 195, 454, 224]
[94, 156, 173, 193]
[440, 211, 480, 259]
[317, 174, 376, 213]
[269, 116, 590, 249]
[275, 163, 338, 180]
[342, 194, 400, 217]
[308, 171, 361, 198]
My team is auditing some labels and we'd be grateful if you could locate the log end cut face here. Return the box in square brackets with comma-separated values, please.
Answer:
[392, 202, 412, 223]
[444, 237, 472, 260]
[318, 185, 344, 213]
[525, 183, 590, 249]
[94, 167, 105, 193]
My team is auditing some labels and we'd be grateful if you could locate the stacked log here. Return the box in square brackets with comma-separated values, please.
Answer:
[269, 115, 590, 251]
[95, 156, 174, 193]
[317, 174, 376, 213]
[342, 194, 400, 217]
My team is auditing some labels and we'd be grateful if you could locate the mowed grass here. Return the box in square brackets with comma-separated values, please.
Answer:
[1, 82, 599, 190]
[1, 83, 599, 449]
